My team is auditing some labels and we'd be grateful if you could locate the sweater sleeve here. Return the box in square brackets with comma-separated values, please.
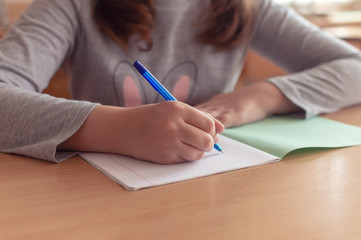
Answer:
[0, 0, 97, 162]
[250, 0, 361, 118]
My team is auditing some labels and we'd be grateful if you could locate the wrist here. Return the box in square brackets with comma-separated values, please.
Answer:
[248, 81, 301, 116]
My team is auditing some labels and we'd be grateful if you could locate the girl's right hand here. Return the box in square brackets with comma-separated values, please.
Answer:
[120, 101, 224, 164]
[59, 101, 224, 164]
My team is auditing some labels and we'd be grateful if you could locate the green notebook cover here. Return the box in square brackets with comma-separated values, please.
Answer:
[222, 116, 361, 159]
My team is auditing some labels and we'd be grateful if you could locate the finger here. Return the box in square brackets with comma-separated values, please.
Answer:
[215, 119, 225, 133]
[176, 143, 205, 162]
[216, 112, 234, 128]
[195, 104, 225, 128]
[179, 123, 214, 152]
[182, 107, 216, 135]
[149, 144, 199, 164]
[214, 134, 219, 144]
[206, 113, 225, 134]
[203, 109, 233, 128]
[155, 156, 187, 165]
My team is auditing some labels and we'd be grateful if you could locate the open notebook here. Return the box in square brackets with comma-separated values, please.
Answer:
[80, 135, 278, 191]
[80, 116, 361, 191]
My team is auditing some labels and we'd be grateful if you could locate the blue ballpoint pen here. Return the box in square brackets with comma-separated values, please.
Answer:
[133, 60, 223, 153]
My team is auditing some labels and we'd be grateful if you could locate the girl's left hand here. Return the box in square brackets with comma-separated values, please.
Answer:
[195, 81, 301, 128]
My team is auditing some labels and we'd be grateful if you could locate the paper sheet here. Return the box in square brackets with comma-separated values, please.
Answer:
[80, 116, 361, 190]
[80, 135, 279, 190]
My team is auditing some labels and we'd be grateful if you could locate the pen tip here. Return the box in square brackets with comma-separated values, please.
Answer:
[214, 143, 223, 153]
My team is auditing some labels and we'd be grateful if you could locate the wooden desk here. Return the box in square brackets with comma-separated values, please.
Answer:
[1, 105, 361, 240]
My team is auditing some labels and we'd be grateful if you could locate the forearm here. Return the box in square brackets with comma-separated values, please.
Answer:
[58, 105, 130, 155]
[0, 84, 96, 162]
[267, 57, 361, 118]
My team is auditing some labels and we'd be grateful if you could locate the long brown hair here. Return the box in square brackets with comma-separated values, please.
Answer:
[92, 0, 254, 51]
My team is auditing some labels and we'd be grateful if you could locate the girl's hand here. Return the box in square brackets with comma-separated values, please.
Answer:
[120, 101, 224, 164]
[59, 101, 224, 164]
[195, 81, 301, 128]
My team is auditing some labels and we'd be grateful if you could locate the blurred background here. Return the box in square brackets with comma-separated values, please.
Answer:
[0, 0, 360, 97]
[242, 0, 361, 88]
[277, 0, 361, 14]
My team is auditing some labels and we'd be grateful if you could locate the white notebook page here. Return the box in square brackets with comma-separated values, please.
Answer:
[80, 135, 279, 190]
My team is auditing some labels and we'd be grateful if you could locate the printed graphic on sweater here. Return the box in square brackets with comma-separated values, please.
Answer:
[113, 61, 197, 107]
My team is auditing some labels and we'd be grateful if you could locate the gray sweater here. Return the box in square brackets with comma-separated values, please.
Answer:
[1, 0, 361, 162]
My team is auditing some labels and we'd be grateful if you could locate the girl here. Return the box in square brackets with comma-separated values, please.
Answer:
[0, 0, 360, 164]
